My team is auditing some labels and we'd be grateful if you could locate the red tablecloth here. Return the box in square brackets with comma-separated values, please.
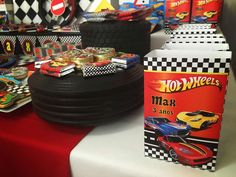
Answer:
[0, 104, 93, 177]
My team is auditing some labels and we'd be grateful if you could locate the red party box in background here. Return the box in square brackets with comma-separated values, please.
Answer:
[191, 0, 223, 23]
[165, 0, 191, 25]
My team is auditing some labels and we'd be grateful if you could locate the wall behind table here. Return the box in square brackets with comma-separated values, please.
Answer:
[220, 0, 236, 79]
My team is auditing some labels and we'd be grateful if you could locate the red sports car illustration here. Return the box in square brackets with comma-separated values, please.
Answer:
[158, 135, 213, 166]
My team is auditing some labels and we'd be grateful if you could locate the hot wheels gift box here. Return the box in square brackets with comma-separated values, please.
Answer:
[165, 0, 191, 25]
[144, 49, 231, 171]
[191, 0, 223, 23]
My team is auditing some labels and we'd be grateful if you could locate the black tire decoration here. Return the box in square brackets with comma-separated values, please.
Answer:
[39, 0, 77, 28]
[28, 64, 144, 126]
[79, 21, 151, 58]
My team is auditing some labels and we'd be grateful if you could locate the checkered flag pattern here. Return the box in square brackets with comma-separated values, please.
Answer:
[166, 40, 226, 44]
[165, 28, 216, 35]
[7, 84, 30, 95]
[0, 35, 16, 54]
[82, 63, 117, 77]
[37, 36, 58, 47]
[144, 57, 231, 74]
[59, 36, 81, 44]
[172, 29, 216, 35]
[170, 34, 224, 39]
[164, 28, 173, 35]
[145, 145, 174, 162]
[201, 152, 217, 171]
[13, 0, 42, 24]
[177, 24, 212, 30]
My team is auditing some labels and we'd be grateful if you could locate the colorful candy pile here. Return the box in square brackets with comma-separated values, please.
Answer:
[38, 47, 140, 78]
[34, 41, 81, 61]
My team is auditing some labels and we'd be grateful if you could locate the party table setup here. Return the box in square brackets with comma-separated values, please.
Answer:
[0, 0, 236, 177]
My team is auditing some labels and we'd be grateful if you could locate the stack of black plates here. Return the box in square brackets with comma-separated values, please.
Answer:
[28, 64, 144, 126]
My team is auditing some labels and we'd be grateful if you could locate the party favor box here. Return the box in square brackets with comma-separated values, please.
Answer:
[165, 0, 191, 25]
[144, 49, 231, 171]
[191, 0, 223, 23]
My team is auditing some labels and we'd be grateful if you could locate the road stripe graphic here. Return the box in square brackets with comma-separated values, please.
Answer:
[52, 2, 64, 11]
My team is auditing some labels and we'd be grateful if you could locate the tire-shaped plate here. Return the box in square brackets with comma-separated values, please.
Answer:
[29, 64, 144, 125]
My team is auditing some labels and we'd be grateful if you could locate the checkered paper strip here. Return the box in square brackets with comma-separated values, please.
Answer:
[170, 34, 225, 39]
[144, 144, 217, 172]
[164, 28, 216, 35]
[144, 56, 231, 73]
[82, 63, 117, 77]
[166, 40, 227, 44]
[58, 36, 81, 44]
[177, 24, 213, 30]
[144, 49, 232, 74]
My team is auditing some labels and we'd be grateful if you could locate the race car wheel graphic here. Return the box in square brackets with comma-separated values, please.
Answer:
[200, 121, 209, 129]
[79, 21, 151, 58]
[169, 149, 178, 161]
[28, 64, 144, 125]
[39, 0, 77, 28]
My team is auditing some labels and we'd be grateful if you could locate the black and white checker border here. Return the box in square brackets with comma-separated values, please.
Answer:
[144, 57, 231, 74]
[166, 40, 227, 44]
[177, 24, 212, 30]
[170, 34, 224, 39]
[164, 28, 216, 35]
[58, 36, 81, 44]
[82, 63, 117, 77]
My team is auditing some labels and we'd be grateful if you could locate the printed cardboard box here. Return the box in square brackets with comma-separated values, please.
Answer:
[191, 0, 223, 23]
[165, 0, 191, 25]
[119, 0, 165, 32]
[144, 49, 231, 171]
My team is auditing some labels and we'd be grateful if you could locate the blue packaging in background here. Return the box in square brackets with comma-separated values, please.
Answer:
[119, 0, 165, 32]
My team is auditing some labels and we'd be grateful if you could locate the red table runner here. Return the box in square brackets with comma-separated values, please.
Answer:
[0, 104, 93, 177]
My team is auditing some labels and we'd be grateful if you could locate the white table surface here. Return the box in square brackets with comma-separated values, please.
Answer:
[70, 31, 236, 177]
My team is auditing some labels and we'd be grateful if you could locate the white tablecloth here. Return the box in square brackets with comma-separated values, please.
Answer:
[70, 31, 236, 177]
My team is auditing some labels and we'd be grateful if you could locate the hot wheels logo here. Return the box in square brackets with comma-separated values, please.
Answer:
[197, 0, 218, 6]
[170, 0, 189, 8]
[149, 76, 222, 93]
